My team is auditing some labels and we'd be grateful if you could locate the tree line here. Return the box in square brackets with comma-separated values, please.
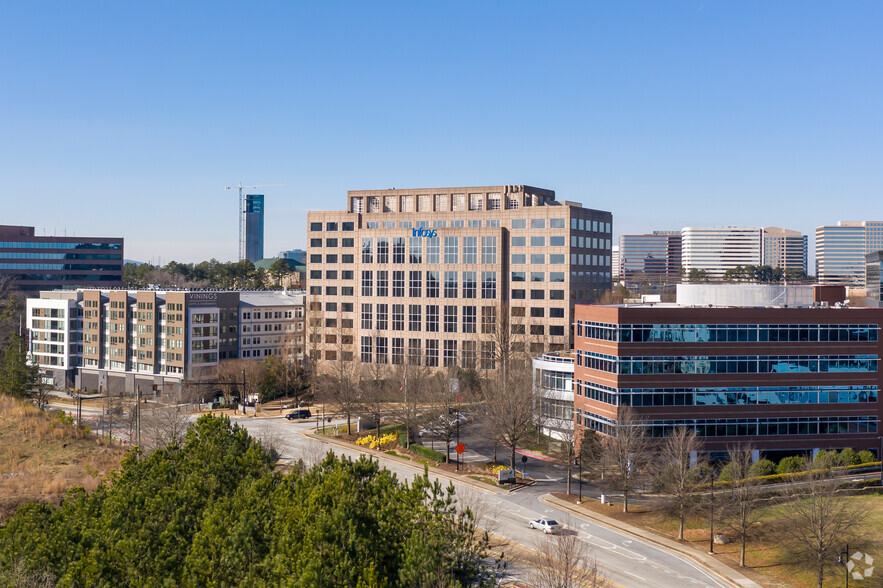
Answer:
[0, 415, 498, 587]
[124, 258, 297, 289]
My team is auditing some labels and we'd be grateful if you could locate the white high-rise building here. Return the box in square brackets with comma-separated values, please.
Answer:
[762, 227, 808, 274]
[816, 221, 883, 286]
[681, 227, 762, 281]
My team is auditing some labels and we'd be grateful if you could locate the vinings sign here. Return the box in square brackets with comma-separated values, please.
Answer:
[412, 228, 438, 238]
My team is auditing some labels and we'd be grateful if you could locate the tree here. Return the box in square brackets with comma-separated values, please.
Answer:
[268, 258, 292, 287]
[528, 521, 608, 588]
[393, 364, 429, 449]
[600, 406, 649, 513]
[424, 369, 464, 463]
[0, 334, 39, 399]
[778, 456, 869, 588]
[139, 403, 191, 454]
[546, 412, 578, 496]
[360, 360, 390, 438]
[719, 445, 765, 567]
[216, 359, 265, 408]
[652, 427, 706, 541]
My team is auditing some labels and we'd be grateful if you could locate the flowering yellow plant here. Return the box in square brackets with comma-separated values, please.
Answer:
[356, 432, 399, 449]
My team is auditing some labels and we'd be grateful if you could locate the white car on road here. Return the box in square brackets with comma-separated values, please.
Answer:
[528, 518, 561, 534]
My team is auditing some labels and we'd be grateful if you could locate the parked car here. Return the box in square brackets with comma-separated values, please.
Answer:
[286, 409, 312, 420]
[528, 518, 561, 534]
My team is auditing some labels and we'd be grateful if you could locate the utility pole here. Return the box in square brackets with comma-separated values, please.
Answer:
[708, 472, 716, 554]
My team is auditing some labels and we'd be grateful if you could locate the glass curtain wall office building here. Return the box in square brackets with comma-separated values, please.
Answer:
[306, 185, 613, 370]
[617, 231, 682, 284]
[242, 194, 265, 263]
[574, 302, 882, 456]
[816, 221, 883, 286]
[0, 225, 123, 292]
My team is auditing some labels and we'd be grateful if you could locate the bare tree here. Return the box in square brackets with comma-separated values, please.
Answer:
[315, 324, 361, 434]
[653, 426, 706, 541]
[217, 358, 265, 409]
[392, 363, 428, 449]
[528, 521, 608, 588]
[718, 444, 765, 567]
[546, 415, 578, 496]
[778, 456, 869, 588]
[600, 406, 649, 513]
[360, 359, 390, 437]
[140, 403, 191, 454]
[424, 369, 462, 463]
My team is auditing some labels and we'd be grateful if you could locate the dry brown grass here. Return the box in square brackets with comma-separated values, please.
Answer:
[0, 396, 125, 520]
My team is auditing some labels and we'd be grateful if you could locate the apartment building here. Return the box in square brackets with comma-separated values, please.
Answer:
[0, 225, 123, 292]
[816, 221, 883, 286]
[27, 288, 304, 394]
[306, 185, 613, 369]
[573, 285, 881, 456]
[618, 231, 682, 283]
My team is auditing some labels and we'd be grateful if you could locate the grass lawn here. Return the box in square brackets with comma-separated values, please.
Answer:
[554, 491, 883, 588]
[0, 396, 125, 521]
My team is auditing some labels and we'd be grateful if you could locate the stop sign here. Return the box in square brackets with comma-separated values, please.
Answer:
[455, 443, 466, 454]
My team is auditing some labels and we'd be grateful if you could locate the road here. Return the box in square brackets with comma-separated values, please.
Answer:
[236, 415, 730, 588]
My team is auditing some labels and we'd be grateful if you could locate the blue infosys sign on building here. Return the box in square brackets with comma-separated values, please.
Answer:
[412, 228, 438, 238]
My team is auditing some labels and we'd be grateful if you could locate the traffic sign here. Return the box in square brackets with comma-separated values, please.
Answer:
[455, 443, 466, 455]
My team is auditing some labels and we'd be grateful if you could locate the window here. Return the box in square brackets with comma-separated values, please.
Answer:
[531, 218, 546, 229]
[409, 271, 422, 297]
[550, 290, 565, 300]
[488, 194, 501, 210]
[481, 271, 497, 299]
[469, 193, 483, 210]
[427, 237, 440, 264]
[408, 339, 421, 365]
[511, 236, 526, 247]
[426, 271, 439, 297]
[444, 306, 457, 333]
[342, 254, 354, 264]
[377, 238, 389, 264]
[486, 219, 500, 227]
[375, 337, 388, 364]
[531, 290, 545, 300]
[326, 222, 338, 231]
[343, 222, 354, 231]
[310, 286, 321, 295]
[409, 237, 422, 263]
[530, 324, 544, 335]
[361, 336, 372, 362]
[468, 219, 481, 227]
[361, 303, 372, 329]
[310, 254, 322, 263]
[482, 236, 497, 264]
[310, 238, 322, 247]
[531, 272, 545, 282]
[325, 270, 337, 279]
[481, 306, 496, 334]
[550, 236, 566, 247]
[512, 218, 526, 229]
[326, 302, 337, 312]
[550, 325, 565, 336]
[426, 305, 439, 332]
[549, 307, 565, 318]
[444, 236, 458, 264]
[463, 236, 477, 264]
[376, 304, 388, 330]
[418, 194, 431, 212]
[326, 238, 338, 247]
[550, 272, 565, 282]
[362, 238, 373, 263]
[452, 193, 465, 211]
[393, 237, 405, 264]
[530, 254, 545, 264]
[444, 341, 457, 367]
[326, 254, 338, 263]
[362, 271, 383, 299]
[326, 286, 338, 295]
[434, 194, 447, 211]
[392, 304, 404, 331]
[444, 271, 458, 298]
[481, 340, 495, 369]
[531, 236, 546, 247]
[512, 289, 526, 299]
[531, 307, 545, 318]
[511, 254, 526, 265]
[511, 271, 526, 282]
[550, 254, 565, 264]
[426, 339, 439, 367]
[550, 218, 566, 229]
[310, 270, 321, 279]
[409, 305, 421, 331]
[391, 338, 404, 364]
[361, 271, 373, 296]
[342, 270, 354, 280]
[462, 271, 476, 298]
[462, 306, 476, 333]
[392, 270, 405, 297]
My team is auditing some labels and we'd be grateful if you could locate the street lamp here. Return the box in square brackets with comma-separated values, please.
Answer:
[708, 464, 717, 555]
[577, 456, 583, 504]
[838, 543, 851, 588]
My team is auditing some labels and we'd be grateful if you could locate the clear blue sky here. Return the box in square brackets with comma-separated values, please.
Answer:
[1, 2, 881, 264]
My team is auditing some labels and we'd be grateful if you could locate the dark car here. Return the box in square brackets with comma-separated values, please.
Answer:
[286, 409, 312, 420]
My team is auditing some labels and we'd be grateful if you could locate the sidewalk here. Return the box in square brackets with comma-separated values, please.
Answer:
[301, 428, 505, 495]
[542, 494, 763, 588]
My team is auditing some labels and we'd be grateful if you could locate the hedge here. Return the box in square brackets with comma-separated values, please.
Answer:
[410, 443, 446, 463]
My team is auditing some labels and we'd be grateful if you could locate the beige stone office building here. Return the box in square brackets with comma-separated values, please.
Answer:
[306, 185, 612, 370]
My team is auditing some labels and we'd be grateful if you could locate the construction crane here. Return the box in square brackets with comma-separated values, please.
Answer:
[225, 182, 282, 261]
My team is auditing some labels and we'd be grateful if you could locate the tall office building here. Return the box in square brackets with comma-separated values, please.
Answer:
[242, 194, 265, 262]
[618, 231, 682, 283]
[611, 246, 620, 280]
[0, 225, 123, 292]
[306, 185, 613, 369]
[816, 221, 883, 286]
[762, 227, 808, 274]
[681, 227, 762, 281]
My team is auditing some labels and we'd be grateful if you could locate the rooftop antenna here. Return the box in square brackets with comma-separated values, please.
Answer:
[224, 182, 282, 260]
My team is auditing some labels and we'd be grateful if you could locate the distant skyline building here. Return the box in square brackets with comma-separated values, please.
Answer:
[242, 194, 265, 263]
[0, 225, 123, 293]
[681, 226, 807, 281]
[278, 249, 306, 264]
[762, 227, 808, 274]
[611, 246, 620, 279]
[816, 221, 883, 286]
[618, 231, 682, 283]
